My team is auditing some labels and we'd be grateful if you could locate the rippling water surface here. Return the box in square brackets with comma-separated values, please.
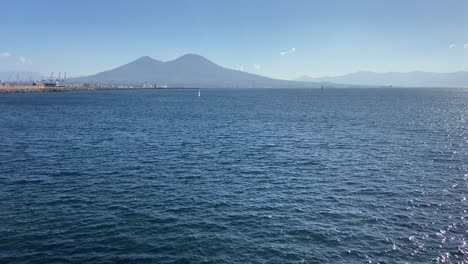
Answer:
[0, 88, 467, 263]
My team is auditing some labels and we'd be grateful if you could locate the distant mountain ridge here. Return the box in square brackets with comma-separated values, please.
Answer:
[297, 71, 468, 88]
[68, 54, 328, 88]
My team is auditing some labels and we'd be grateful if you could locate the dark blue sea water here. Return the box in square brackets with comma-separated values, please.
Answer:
[0, 88, 467, 263]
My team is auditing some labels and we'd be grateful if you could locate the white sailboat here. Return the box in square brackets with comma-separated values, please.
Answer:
[198, 90, 201, 97]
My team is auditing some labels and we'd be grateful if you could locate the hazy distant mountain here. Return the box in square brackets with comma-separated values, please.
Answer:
[69, 54, 327, 88]
[0, 71, 42, 82]
[297, 71, 468, 88]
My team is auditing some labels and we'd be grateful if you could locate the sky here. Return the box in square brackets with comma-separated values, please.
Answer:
[1, 0, 467, 79]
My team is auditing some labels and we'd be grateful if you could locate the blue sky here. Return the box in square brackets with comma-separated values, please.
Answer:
[1, 0, 467, 79]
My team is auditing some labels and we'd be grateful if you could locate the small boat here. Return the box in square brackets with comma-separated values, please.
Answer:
[198, 90, 201, 97]
[321, 84, 324, 90]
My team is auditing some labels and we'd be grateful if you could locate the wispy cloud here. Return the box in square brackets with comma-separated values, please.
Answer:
[464, 43, 468, 49]
[280, 47, 296, 56]
[17, 56, 32, 65]
[253, 64, 261, 70]
[237, 65, 245, 72]
[449, 44, 456, 48]
[0, 52, 11, 58]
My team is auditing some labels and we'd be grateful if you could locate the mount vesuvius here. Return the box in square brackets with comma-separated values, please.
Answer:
[68, 54, 327, 88]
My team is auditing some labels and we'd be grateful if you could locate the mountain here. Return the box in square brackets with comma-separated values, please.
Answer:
[297, 71, 468, 88]
[0, 71, 42, 82]
[68, 54, 327, 88]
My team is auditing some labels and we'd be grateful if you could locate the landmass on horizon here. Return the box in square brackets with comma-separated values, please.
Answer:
[2, 54, 468, 89]
[67, 54, 327, 88]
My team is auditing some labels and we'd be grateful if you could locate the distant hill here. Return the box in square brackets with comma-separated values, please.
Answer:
[297, 71, 468, 88]
[0, 71, 42, 82]
[68, 54, 330, 88]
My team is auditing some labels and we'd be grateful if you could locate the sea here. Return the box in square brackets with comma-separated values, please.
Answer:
[0, 88, 466, 263]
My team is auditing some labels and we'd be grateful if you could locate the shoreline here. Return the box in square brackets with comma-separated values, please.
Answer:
[1, 86, 466, 94]
[0, 86, 199, 94]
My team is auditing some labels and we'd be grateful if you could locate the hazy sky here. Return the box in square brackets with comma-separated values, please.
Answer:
[1, 0, 467, 79]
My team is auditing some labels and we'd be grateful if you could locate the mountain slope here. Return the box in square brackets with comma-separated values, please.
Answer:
[69, 54, 324, 88]
[83, 56, 164, 82]
[297, 71, 468, 88]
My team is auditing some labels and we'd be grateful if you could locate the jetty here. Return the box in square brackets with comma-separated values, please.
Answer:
[0, 85, 94, 94]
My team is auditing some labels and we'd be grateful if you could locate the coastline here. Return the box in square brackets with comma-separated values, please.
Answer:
[0, 86, 198, 94]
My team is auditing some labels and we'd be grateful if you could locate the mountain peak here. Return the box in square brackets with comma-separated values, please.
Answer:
[138, 55, 152, 60]
[177, 53, 207, 60]
[171, 54, 215, 65]
[118, 56, 163, 70]
[133, 56, 161, 64]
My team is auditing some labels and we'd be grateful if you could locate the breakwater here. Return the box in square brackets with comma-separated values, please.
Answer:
[0, 86, 93, 94]
[0, 86, 198, 94]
